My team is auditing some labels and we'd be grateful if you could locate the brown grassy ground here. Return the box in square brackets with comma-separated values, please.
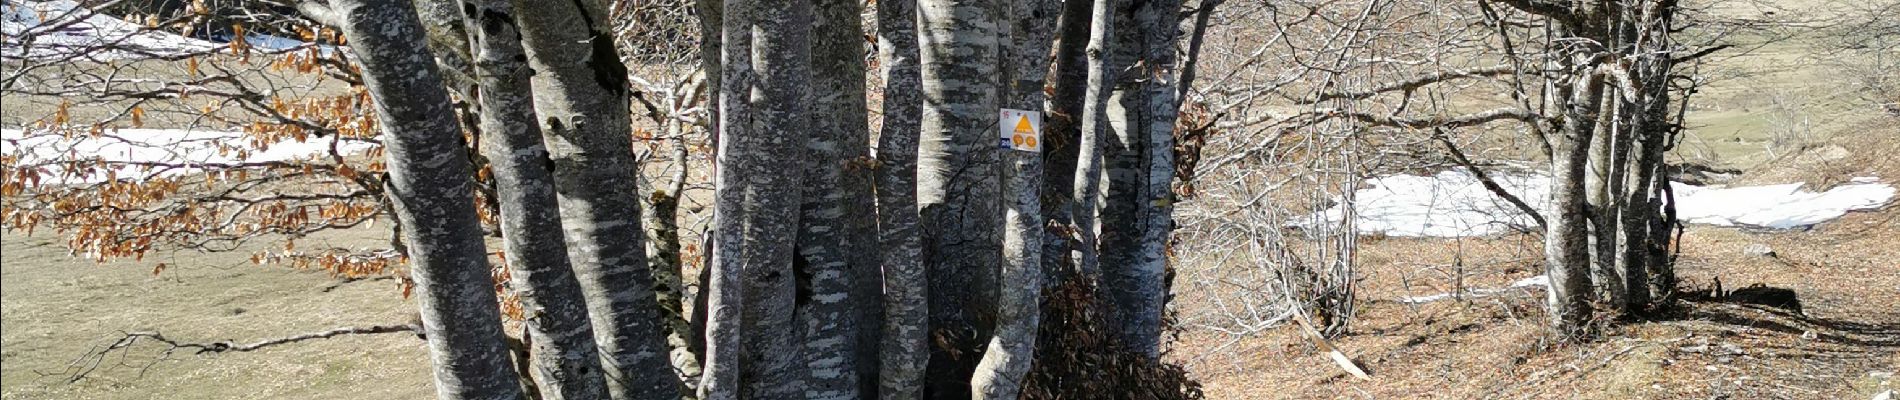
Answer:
[0, 228, 432, 399]
[1176, 118, 1900, 399]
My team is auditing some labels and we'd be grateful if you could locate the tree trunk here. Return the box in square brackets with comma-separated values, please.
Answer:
[702, 0, 815, 397]
[1040, 0, 1093, 283]
[971, 1, 1056, 397]
[689, 0, 722, 374]
[916, 0, 1003, 396]
[698, 0, 752, 397]
[799, 0, 873, 397]
[513, 0, 681, 397]
[326, 0, 521, 397]
[873, 0, 928, 397]
[645, 182, 701, 392]
[1586, 87, 1626, 313]
[1125, 0, 1185, 357]
[460, 0, 607, 397]
[1071, 0, 1117, 283]
[1544, 62, 1604, 337]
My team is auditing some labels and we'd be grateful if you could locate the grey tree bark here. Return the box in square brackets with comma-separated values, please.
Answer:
[697, 0, 753, 397]
[1041, 0, 1092, 283]
[1619, 0, 1678, 310]
[798, 0, 873, 397]
[1586, 88, 1627, 312]
[1492, 0, 1617, 337]
[1070, 0, 1117, 283]
[1124, 0, 1185, 357]
[873, 0, 929, 397]
[1544, 55, 1605, 337]
[645, 175, 702, 392]
[459, 0, 607, 397]
[701, 0, 815, 397]
[971, 1, 1057, 397]
[915, 0, 1003, 396]
[1096, 1, 1144, 312]
[324, 0, 520, 397]
[512, 0, 682, 397]
[689, 0, 721, 374]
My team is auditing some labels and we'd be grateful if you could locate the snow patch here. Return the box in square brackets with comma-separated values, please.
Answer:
[1, 128, 377, 183]
[1308, 169, 1552, 237]
[1675, 180, 1896, 228]
[2, 0, 220, 60]
[1311, 169, 1894, 237]
[3, 0, 323, 60]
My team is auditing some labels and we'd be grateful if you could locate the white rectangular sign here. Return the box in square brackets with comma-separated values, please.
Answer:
[998, 108, 1042, 153]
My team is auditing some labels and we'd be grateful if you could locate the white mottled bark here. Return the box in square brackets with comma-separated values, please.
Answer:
[460, 0, 606, 397]
[799, 0, 872, 397]
[1041, 0, 1093, 283]
[1124, 0, 1184, 358]
[1545, 59, 1603, 337]
[874, 0, 928, 397]
[512, 0, 681, 397]
[971, 1, 1056, 397]
[1071, 0, 1117, 281]
[325, 0, 520, 397]
[697, 1, 754, 398]
[701, 0, 813, 397]
[915, 0, 1003, 396]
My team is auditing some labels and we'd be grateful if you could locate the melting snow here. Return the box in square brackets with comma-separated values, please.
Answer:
[3, 0, 319, 60]
[1314, 169, 1894, 237]
[1, 128, 378, 183]
[2, 0, 219, 59]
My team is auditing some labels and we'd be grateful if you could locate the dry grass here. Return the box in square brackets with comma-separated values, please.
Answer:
[0, 228, 431, 399]
[1173, 116, 1900, 399]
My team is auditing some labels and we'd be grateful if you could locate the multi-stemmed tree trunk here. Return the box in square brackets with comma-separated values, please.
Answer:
[1495, 0, 1688, 335]
[915, 0, 1003, 396]
[1041, 0, 1095, 282]
[1544, 57, 1605, 337]
[970, 1, 1057, 397]
[698, 0, 753, 397]
[701, 0, 815, 397]
[513, 0, 681, 397]
[1618, 0, 1680, 309]
[799, 0, 875, 397]
[323, 0, 520, 397]
[459, 0, 606, 397]
[873, 0, 929, 397]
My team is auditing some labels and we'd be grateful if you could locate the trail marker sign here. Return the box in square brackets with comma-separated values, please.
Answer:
[999, 108, 1042, 153]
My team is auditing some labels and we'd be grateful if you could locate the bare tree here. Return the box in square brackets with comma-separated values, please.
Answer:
[798, 0, 874, 397]
[699, 0, 814, 397]
[459, 0, 607, 396]
[321, 0, 520, 397]
[971, 0, 1057, 397]
[514, 0, 684, 397]
[872, 0, 930, 397]
[915, 0, 1004, 395]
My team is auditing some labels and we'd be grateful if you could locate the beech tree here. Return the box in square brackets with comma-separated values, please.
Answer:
[459, 0, 607, 396]
[872, 0, 930, 398]
[4, 0, 1216, 397]
[320, 0, 521, 396]
[913, 0, 1004, 394]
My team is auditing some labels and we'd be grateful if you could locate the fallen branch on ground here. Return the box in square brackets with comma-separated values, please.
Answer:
[1294, 312, 1370, 381]
[55, 322, 421, 383]
[1397, 275, 1549, 304]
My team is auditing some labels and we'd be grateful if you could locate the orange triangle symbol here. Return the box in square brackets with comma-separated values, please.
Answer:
[1014, 116, 1034, 133]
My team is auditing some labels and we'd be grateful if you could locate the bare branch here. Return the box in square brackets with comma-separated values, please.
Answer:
[58, 323, 421, 383]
